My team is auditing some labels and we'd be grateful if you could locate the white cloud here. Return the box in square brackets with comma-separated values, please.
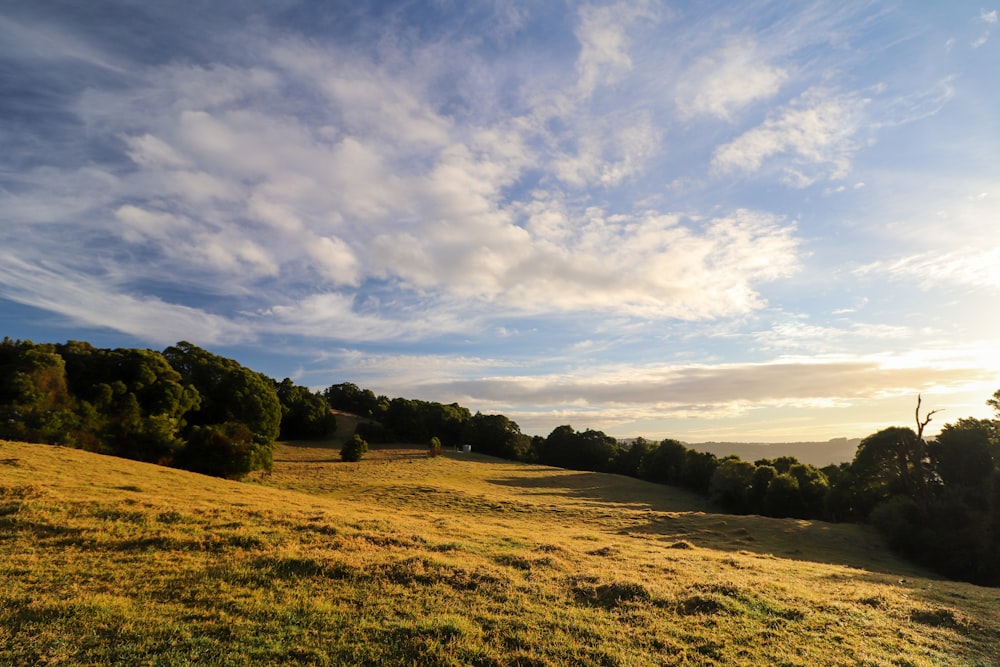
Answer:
[857, 247, 1000, 291]
[712, 87, 869, 186]
[573, 1, 656, 99]
[550, 111, 662, 188]
[972, 9, 997, 47]
[0, 252, 245, 345]
[123, 133, 189, 169]
[257, 293, 476, 343]
[307, 236, 361, 286]
[0, 15, 126, 72]
[366, 351, 996, 434]
[676, 38, 787, 121]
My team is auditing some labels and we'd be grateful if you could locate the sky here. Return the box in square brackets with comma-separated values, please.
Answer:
[1, 1, 998, 442]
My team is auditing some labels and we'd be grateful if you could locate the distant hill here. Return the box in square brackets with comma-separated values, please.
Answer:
[686, 437, 861, 467]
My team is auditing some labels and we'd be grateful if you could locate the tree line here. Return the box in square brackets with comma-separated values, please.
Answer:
[326, 381, 1000, 586]
[3, 339, 998, 585]
[0, 339, 334, 478]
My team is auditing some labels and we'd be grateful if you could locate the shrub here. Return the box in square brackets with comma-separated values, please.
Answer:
[177, 422, 273, 480]
[341, 434, 368, 462]
[429, 436, 443, 457]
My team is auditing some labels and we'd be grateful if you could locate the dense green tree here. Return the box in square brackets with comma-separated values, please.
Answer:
[709, 458, 756, 512]
[789, 463, 830, 518]
[324, 382, 381, 417]
[162, 342, 281, 477]
[850, 426, 926, 515]
[275, 378, 336, 440]
[463, 412, 530, 460]
[538, 425, 619, 472]
[163, 342, 281, 444]
[822, 463, 865, 522]
[746, 464, 777, 513]
[679, 449, 719, 494]
[763, 473, 805, 518]
[0, 339, 80, 446]
[637, 438, 688, 484]
[858, 393, 1000, 585]
[175, 422, 271, 479]
[355, 420, 394, 443]
[57, 342, 199, 463]
[929, 418, 996, 490]
[428, 402, 471, 448]
[613, 437, 653, 477]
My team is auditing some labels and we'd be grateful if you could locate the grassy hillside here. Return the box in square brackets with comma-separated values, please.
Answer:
[2, 438, 999, 666]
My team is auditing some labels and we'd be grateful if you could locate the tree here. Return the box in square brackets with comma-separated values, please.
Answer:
[428, 402, 471, 448]
[850, 426, 924, 515]
[324, 382, 380, 417]
[637, 438, 688, 484]
[163, 342, 281, 444]
[175, 422, 270, 479]
[709, 458, 755, 512]
[384, 397, 430, 443]
[57, 342, 199, 463]
[763, 473, 805, 518]
[275, 378, 336, 440]
[0, 339, 79, 446]
[746, 464, 777, 513]
[341, 434, 368, 462]
[162, 342, 281, 476]
[789, 463, 830, 518]
[613, 437, 653, 477]
[929, 418, 996, 490]
[537, 425, 619, 472]
[462, 412, 530, 460]
[679, 449, 719, 494]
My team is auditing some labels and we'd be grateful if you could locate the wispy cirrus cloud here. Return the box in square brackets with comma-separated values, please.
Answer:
[712, 87, 869, 187]
[573, 0, 658, 99]
[972, 8, 998, 47]
[856, 247, 1000, 291]
[675, 38, 787, 121]
[0, 252, 245, 346]
[0, 6, 804, 344]
[2, 1, 997, 443]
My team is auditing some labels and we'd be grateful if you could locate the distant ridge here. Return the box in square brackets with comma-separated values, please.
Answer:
[687, 438, 861, 467]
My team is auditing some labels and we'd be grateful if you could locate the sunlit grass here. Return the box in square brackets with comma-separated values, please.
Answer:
[2, 437, 999, 665]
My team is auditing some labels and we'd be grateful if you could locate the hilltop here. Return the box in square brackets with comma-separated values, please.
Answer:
[2, 437, 999, 666]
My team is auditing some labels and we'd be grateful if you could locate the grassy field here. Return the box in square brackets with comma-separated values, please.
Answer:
[2, 435, 1000, 666]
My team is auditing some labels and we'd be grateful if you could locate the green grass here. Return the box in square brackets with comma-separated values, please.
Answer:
[2, 438, 999, 666]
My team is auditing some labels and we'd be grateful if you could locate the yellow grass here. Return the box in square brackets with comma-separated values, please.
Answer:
[2, 437, 999, 666]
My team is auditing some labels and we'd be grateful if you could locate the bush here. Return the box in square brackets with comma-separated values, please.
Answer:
[341, 434, 368, 462]
[177, 422, 273, 480]
[429, 436, 443, 457]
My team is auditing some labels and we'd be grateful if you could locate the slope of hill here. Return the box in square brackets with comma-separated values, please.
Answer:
[2, 438, 999, 666]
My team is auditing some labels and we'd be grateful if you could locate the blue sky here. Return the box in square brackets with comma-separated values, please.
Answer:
[1, 1, 997, 441]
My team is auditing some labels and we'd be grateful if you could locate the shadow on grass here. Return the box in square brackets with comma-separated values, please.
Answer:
[487, 470, 930, 578]
[274, 441, 430, 464]
[487, 471, 711, 512]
